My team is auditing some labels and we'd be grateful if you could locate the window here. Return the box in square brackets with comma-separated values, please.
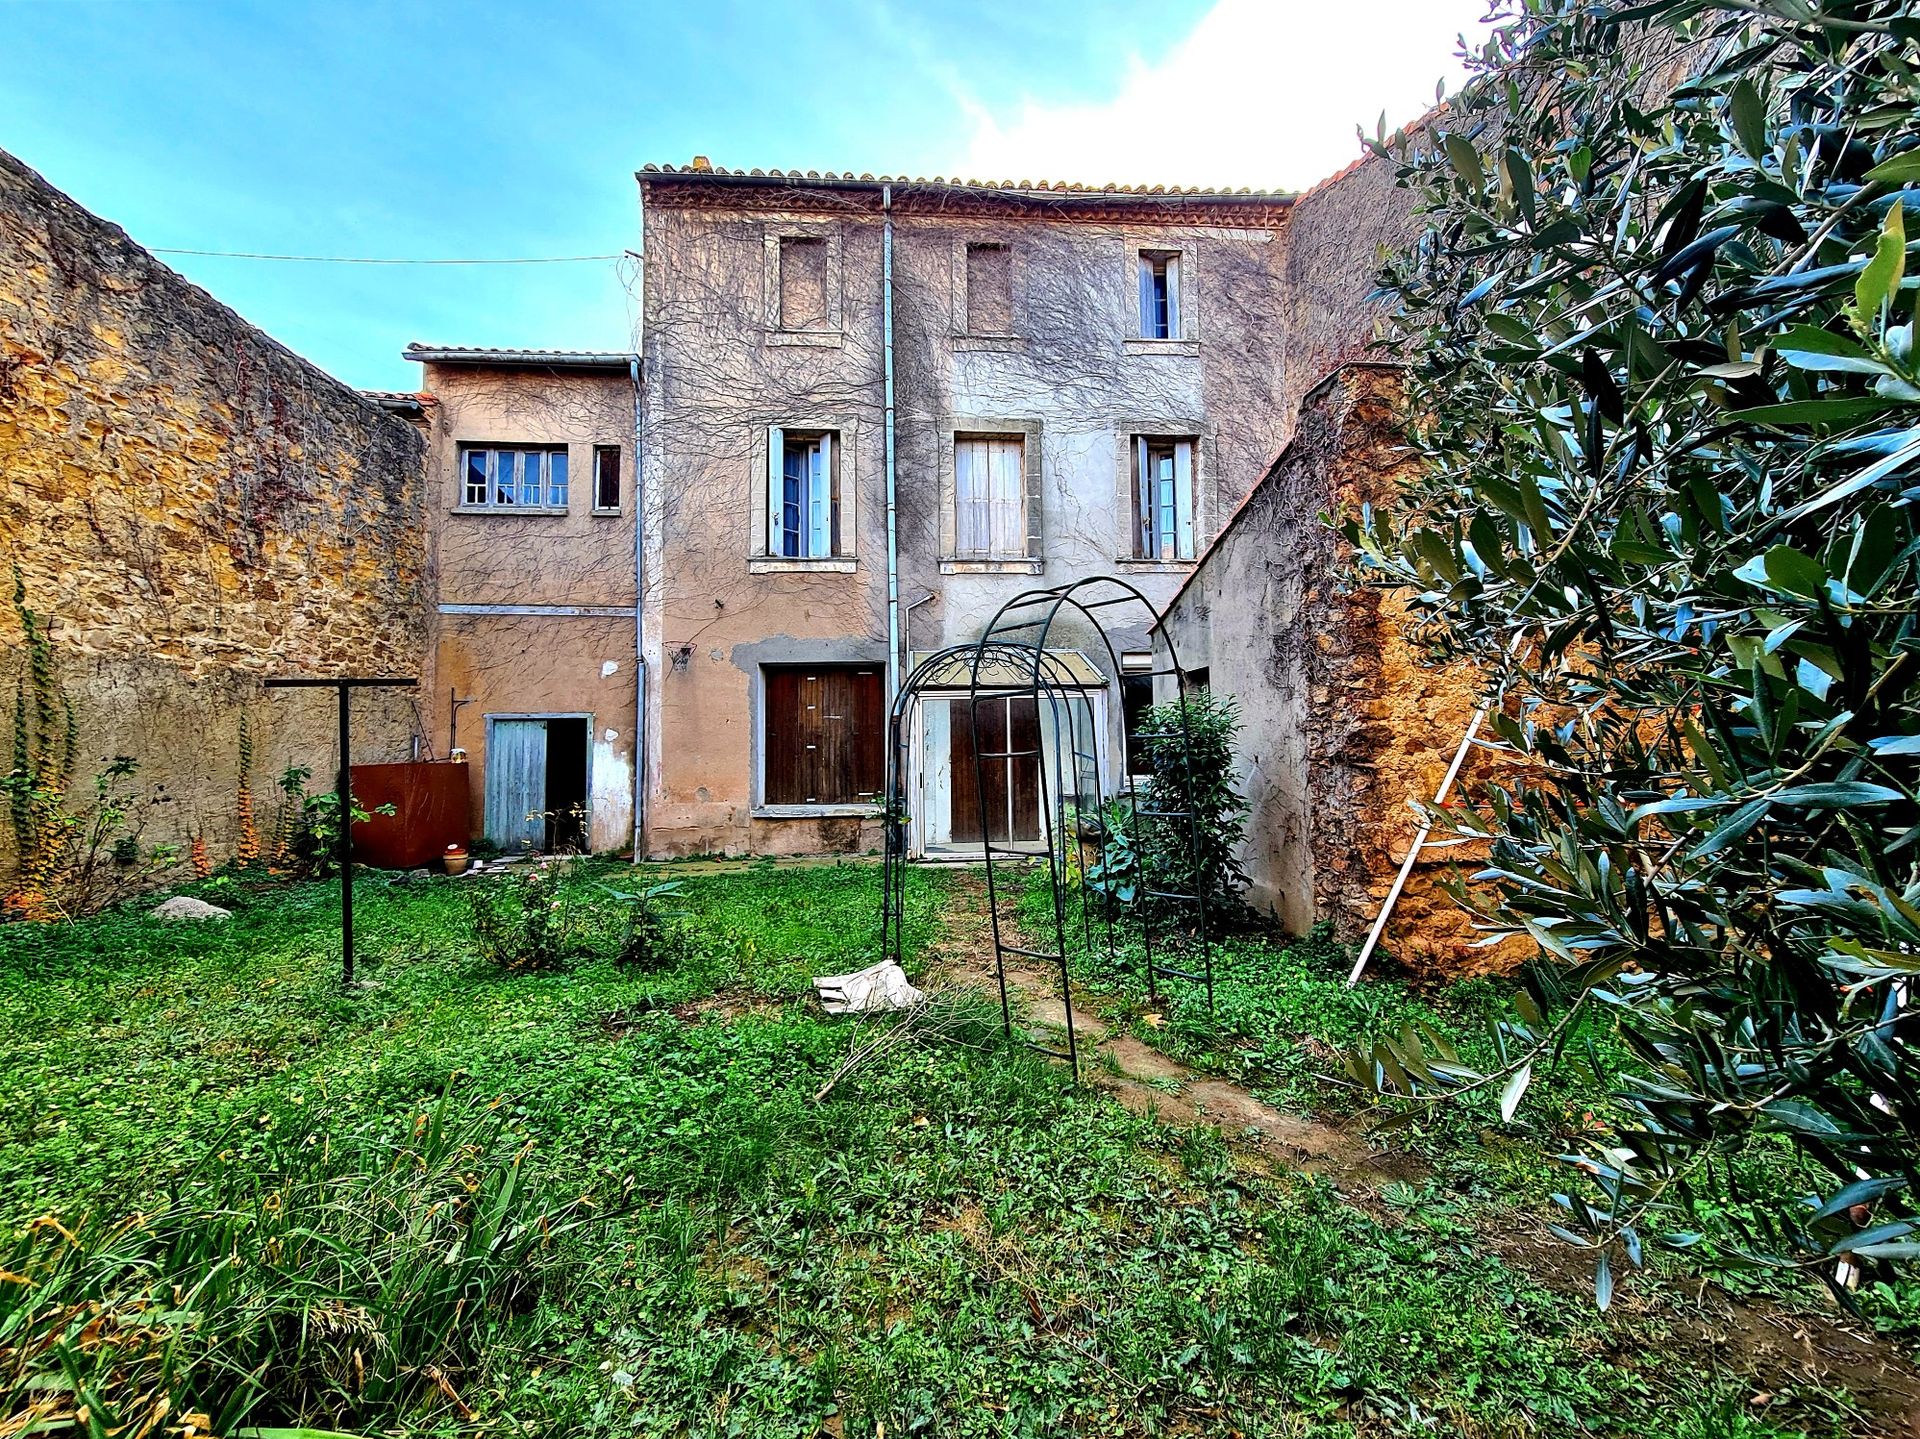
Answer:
[766, 428, 839, 558]
[1134, 436, 1196, 560]
[1137, 250, 1182, 339]
[965, 242, 1013, 334]
[778, 236, 829, 330]
[593, 445, 621, 511]
[762, 665, 884, 806]
[1120, 657, 1156, 778]
[953, 434, 1027, 559]
[460, 445, 568, 509]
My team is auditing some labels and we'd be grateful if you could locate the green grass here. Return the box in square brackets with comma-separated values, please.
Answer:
[0, 860, 1875, 1436]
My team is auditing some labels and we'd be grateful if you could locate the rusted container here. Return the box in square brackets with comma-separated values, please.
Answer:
[350, 761, 470, 869]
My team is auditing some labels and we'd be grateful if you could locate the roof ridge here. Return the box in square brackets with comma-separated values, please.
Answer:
[636, 162, 1294, 200]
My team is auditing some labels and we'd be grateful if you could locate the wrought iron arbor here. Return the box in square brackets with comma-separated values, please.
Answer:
[879, 577, 1215, 1077]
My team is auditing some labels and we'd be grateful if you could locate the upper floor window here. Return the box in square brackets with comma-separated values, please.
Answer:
[954, 434, 1028, 559]
[1134, 436, 1195, 560]
[593, 444, 622, 511]
[965, 242, 1013, 335]
[1137, 250, 1182, 340]
[461, 445, 568, 510]
[767, 427, 839, 558]
[779, 236, 830, 331]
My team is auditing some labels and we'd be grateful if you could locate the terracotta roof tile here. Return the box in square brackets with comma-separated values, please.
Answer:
[637, 162, 1295, 202]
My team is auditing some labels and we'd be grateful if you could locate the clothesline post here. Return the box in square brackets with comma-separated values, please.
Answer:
[264, 676, 417, 986]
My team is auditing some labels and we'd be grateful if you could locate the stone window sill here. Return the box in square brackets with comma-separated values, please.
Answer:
[1114, 557, 1197, 573]
[1123, 338, 1201, 357]
[748, 557, 857, 574]
[591, 507, 624, 518]
[753, 803, 881, 820]
[453, 505, 570, 517]
[766, 330, 844, 349]
[940, 558, 1043, 575]
[951, 334, 1028, 353]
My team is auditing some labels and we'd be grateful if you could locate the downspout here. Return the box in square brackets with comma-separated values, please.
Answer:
[629, 354, 648, 862]
[882, 185, 901, 703]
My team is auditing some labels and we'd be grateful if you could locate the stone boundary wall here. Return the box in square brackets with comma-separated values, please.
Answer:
[0, 147, 429, 891]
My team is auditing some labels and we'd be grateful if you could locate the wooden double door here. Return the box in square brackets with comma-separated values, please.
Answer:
[949, 695, 1042, 845]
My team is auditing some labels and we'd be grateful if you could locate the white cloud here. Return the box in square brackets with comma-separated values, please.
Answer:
[956, 0, 1488, 192]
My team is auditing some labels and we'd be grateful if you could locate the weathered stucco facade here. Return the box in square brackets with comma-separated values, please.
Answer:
[407, 350, 641, 854]
[0, 146, 429, 888]
[639, 167, 1298, 857]
[1155, 364, 1502, 976]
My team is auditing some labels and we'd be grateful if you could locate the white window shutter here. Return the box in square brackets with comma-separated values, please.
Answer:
[955, 439, 980, 556]
[1135, 436, 1152, 557]
[992, 439, 1022, 555]
[766, 426, 785, 556]
[808, 434, 831, 557]
[1174, 439, 1195, 559]
[1165, 255, 1182, 338]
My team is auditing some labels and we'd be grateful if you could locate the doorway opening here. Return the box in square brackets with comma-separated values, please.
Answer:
[484, 714, 590, 852]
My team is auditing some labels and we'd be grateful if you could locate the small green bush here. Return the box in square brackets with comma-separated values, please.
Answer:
[600, 879, 695, 973]
[466, 862, 580, 972]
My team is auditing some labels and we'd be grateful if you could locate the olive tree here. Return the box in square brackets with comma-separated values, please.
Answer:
[1344, 0, 1920, 1302]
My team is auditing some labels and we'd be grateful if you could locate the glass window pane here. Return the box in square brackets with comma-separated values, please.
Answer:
[547, 449, 568, 506]
[464, 449, 488, 505]
[494, 451, 518, 505]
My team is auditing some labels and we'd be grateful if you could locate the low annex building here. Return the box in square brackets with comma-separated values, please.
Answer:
[399, 346, 642, 856]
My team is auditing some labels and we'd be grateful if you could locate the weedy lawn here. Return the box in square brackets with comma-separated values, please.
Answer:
[0, 861, 1905, 1437]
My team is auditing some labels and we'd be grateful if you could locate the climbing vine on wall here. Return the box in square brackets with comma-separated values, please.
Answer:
[3, 568, 169, 919]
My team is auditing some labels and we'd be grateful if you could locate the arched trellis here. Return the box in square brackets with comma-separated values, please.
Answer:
[879, 577, 1215, 1078]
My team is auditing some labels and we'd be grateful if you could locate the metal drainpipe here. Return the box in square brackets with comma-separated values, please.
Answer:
[882, 185, 901, 705]
[629, 354, 648, 862]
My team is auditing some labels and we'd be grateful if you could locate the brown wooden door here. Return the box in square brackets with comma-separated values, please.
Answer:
[949, 696, 1040, 844]
[765, 666, 883, 805]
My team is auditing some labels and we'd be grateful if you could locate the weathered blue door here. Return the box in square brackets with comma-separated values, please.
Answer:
[485, 719, 547, 851]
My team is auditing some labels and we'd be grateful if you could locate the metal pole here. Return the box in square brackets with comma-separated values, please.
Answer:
[1345, 707, 1485, 987]
[336, 682, 354, 985]
[882, 185, 901, 707]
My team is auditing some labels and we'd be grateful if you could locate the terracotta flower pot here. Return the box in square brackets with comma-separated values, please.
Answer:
[443, 845, 470, 876]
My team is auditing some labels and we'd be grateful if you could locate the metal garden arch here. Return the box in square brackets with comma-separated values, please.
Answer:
[879, 576, 1216, 1077]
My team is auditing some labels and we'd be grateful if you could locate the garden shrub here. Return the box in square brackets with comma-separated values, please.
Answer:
[466, 861, 581, 972]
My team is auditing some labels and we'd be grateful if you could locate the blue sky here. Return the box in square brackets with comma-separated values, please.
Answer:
[2, 0, 1483, 392]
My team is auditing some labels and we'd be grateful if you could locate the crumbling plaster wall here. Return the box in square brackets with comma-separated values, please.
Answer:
[890, 210, 1293, 725]
[0, 146, 428, 877]
[639, 193, 891, 856]
[1157, 365, 1501, 977]
[638, 183, 1294, 855]
[417, 363, 639, 852]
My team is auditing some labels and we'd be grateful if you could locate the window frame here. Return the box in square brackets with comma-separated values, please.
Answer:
[1133, 435, 1197, 561]
[750, 420, 859, 571]
[591, 444, 622, 514]
[456, 443, 572, 513]
[763, 224, 845, 347]
[937, 416, 1044, 573]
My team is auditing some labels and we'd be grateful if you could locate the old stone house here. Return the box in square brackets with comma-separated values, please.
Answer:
[637, 164, 1300, 860]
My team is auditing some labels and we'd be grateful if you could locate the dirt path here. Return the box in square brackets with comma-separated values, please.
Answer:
[924, 867, 1920, 1437]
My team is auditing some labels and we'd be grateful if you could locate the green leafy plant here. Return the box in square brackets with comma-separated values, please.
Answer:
[1340, 0, 1920, 1302]
[292, 790, 396, 879]
[0, 1086, 597, 1437]
[598, 879, 694, 972]
[466, 862, 582, 973]
[1093, 692, 1251, 924]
